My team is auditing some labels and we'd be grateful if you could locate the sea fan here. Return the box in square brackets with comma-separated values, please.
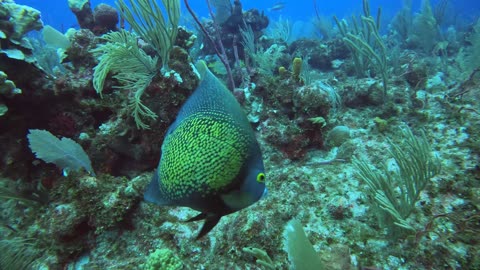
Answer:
[27, 129, 95, 176]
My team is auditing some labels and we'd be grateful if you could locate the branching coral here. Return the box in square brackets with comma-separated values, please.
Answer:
[116, 0, 180, 69]
[457, 19, 480, 76]
[334, 0, 388, 98]
[353, 127, 441, 238]
[91, 30, 159, 129]
[91, 0, 181, 129]
[0, 238, 42, 269]
[411, 0, 440, 53]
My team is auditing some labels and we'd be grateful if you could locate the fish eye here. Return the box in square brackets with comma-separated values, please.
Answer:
[256, 172, 265, 183]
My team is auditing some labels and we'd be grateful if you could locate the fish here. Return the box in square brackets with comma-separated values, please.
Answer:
[268, 2, 285, 12]
[144, 61, 267, 239]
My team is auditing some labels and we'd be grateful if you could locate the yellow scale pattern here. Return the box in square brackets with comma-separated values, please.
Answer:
[159, 111, 252, 200]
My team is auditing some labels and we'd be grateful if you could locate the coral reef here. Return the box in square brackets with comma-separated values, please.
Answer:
[142, 248, 183, 270]
[68, 0, 118, 35]
[0, 0, 479, 269]
[93, 4, 119, 33]
[0, 0, 43, 41]
[68, 0, 95, 30]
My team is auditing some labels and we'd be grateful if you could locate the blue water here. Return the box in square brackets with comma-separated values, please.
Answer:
[14, 0, 480, 33]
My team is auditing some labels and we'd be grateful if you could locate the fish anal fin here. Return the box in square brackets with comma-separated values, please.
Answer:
[186, 212, 208, 222]
[186, 213, 222, 240]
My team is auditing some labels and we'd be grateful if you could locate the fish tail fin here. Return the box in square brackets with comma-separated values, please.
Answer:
[187, 213, 221, 240]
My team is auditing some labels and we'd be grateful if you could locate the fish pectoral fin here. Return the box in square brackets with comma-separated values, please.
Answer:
[186, 213, 222, 240]
[144, 171, 171, 206]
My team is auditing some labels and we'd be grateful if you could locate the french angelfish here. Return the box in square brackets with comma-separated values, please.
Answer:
[144, 61, 267, 239]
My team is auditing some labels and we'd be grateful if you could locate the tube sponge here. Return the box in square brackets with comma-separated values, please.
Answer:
[68, 0, 94, 29]
[291, 57, 303, 83]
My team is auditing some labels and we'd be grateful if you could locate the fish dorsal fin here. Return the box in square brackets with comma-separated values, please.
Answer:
[168, 61, 252, 134]
[195, 60, 209, 80]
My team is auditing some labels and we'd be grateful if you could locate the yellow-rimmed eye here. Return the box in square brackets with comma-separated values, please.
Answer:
[256, 172, 266, 183]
